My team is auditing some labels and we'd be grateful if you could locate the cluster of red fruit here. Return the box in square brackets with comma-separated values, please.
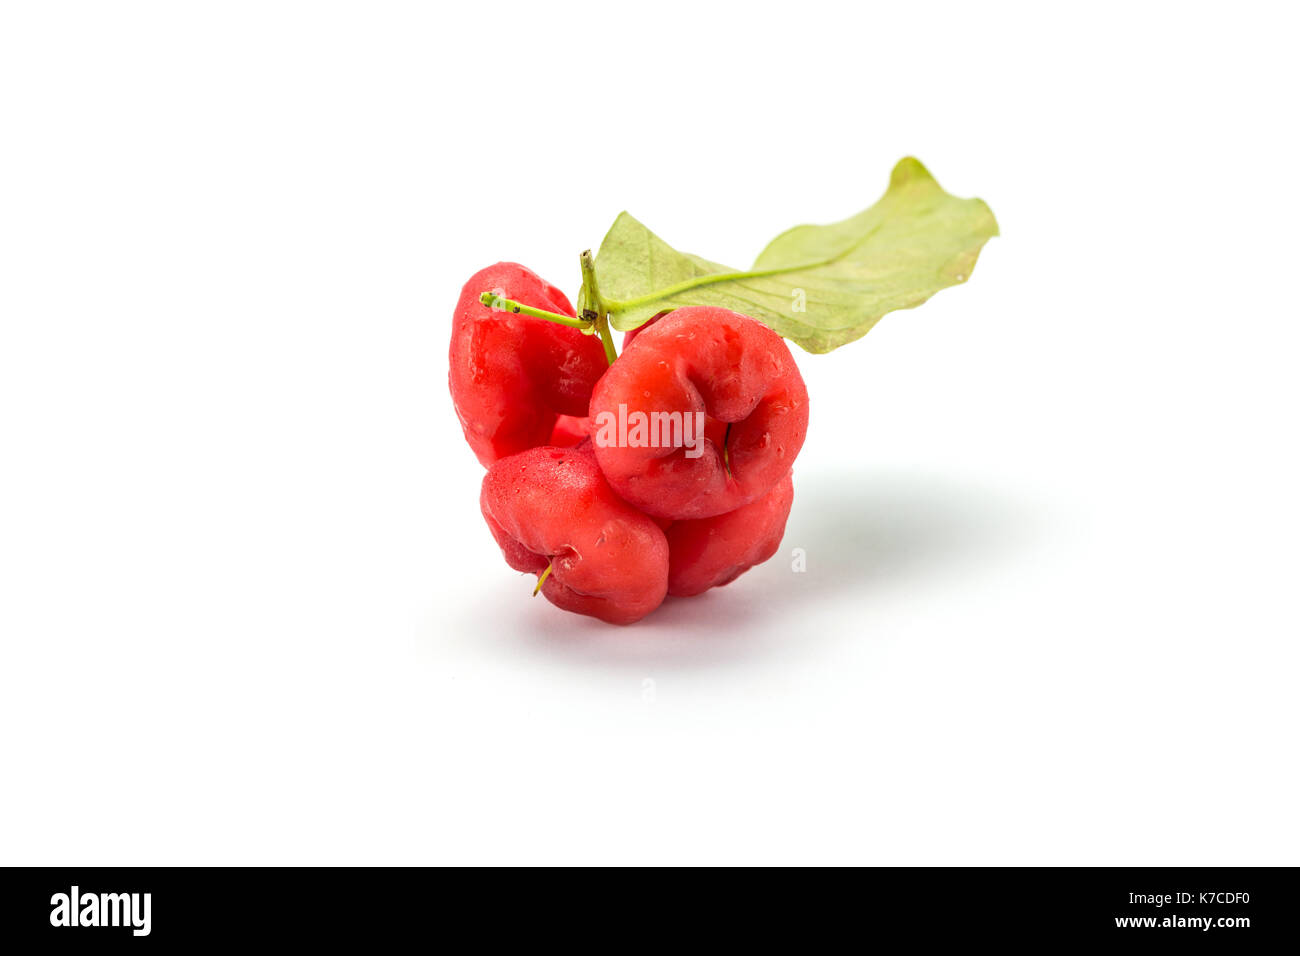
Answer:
[450, 262, 809, 624]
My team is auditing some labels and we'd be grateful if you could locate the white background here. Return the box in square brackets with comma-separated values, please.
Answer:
[2, 2, 1297, 865]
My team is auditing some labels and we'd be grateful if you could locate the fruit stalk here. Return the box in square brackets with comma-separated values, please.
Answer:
[476, 291, 590, 330]
[579, 250, 617, 366]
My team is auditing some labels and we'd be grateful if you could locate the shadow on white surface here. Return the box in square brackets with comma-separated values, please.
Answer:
[783, 468, 1045, 598]
[457, 468, 1049, 671]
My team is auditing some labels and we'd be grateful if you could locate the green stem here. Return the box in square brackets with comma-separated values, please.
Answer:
[594, 315, 617, 365]
[533, 562, 553, 596]
[478, 291, 591, 330]
[579, 251, 617, 365]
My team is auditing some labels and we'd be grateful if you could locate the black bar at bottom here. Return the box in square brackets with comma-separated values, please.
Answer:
[0, 866, 1292, 945]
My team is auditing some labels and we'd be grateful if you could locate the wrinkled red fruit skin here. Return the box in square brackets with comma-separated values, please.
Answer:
[480, 446, 669, 625]
[449, 263, 608, 467]
[548, 414, 591, 448]
[666, 472, 794, 596]
[620, 312, 667, 350]
[590, 307, 808, 520]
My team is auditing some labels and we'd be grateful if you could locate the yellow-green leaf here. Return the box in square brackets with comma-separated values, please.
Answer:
[591, 157, 998, 353]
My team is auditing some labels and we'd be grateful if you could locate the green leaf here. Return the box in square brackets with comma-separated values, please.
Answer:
[591, 157, 999, 353]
